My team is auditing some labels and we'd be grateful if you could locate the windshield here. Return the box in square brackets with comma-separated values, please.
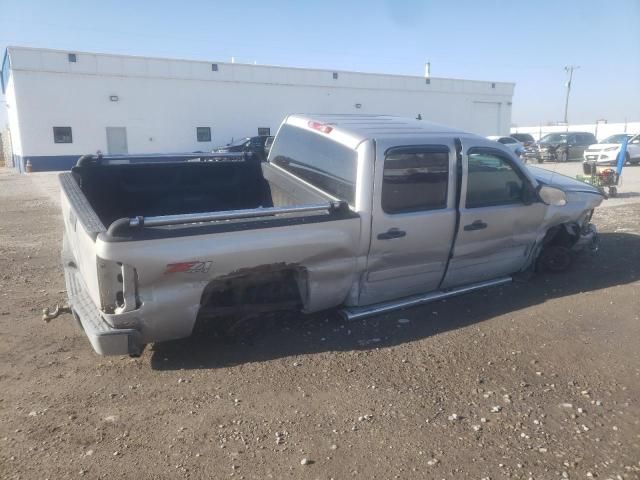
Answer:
[539, 133, 568, 143]
[513, 133, 534, 142]
[227, 137, 251, 147]
[600, 134, 631, 144]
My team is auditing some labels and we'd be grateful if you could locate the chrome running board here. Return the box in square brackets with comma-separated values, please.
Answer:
[340, 277, 512, 321]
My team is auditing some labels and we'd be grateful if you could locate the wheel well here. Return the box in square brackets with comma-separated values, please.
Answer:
[542, 223, 579, 249]
[198, 264, 307, 318]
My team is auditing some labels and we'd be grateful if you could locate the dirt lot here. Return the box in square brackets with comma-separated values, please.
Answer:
[1, 169, 639, 480]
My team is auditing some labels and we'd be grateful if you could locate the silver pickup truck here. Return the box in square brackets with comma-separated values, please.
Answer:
[59, 114, 603, 356]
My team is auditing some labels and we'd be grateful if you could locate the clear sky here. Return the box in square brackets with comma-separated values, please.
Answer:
[1, 0, 639, 127]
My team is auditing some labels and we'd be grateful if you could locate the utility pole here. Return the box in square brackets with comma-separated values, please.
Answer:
[563, 65, 579, 124]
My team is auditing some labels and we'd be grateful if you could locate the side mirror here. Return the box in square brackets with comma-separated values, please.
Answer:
[538, 185, 567, 206]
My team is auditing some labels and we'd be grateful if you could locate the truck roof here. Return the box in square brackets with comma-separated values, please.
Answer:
[287, 114, 468, 147]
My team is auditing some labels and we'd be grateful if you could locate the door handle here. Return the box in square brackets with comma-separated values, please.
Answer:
[463, 220, 488, 231]
[377, 228, 407, 240]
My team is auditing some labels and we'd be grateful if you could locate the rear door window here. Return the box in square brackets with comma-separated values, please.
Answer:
[270, 125, 357, 204]
[382, 147, 449, 214]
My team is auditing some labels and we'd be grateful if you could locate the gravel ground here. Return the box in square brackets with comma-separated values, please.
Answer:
[1, 169, 639, 480]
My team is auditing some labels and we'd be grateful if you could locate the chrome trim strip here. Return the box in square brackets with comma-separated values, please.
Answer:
[129, 202, 342, 227]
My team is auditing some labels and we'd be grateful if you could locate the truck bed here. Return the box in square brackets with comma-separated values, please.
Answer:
[65, 157, 341, 239]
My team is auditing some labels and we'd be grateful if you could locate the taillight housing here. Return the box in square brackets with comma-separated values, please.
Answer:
[308, 121, 333, 134]
[97, 257, 139, 314]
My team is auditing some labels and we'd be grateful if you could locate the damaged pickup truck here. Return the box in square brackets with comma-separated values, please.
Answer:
[59, 114, 604, 356]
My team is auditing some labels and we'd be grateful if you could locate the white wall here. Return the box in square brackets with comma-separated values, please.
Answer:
[4, 75, 23, 157]
[7, 47, 515, 157]
[511, 122, 640, 142]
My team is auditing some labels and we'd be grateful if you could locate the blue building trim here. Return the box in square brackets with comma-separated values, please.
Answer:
[15, 153, 217, 173]
[15, 155, 80, 173]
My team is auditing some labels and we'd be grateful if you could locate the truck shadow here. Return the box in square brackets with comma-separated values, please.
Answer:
[612, 192, 640, 199]
[150, 232, 640, 371]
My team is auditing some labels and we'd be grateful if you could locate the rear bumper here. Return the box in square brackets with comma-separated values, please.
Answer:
[64, 265, 143, 356]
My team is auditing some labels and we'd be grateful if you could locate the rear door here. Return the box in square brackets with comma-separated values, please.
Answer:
[359, 140, 457, 305]
[441, 144, 546, 289]
[572, 134, 592, 159]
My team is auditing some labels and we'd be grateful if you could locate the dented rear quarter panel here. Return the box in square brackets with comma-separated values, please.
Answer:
[95, 216, 362, 343]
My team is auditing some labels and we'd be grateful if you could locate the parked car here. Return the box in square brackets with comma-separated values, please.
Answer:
[59, 114, 603, 356]
[583, 133, 640, 166]
[510, 133, 536, 148]
[214, 135, 274, 161]
[535, 132, 597, 162]
[487, 136, 525, 158]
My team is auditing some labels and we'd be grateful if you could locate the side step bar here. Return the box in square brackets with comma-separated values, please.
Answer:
[340, 277, 512, 321]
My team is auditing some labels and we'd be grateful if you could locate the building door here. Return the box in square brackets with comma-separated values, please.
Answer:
[106, 127, 128, 155]
[471, 101, 501, 136]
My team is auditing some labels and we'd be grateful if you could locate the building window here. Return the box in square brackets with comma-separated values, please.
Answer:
[332, 72, 338, 80]
[68, 53, 77, 63]
[258, 127, 270, 136]
[196, 127, 211, 142]
[381, 147, 450, 214]
[491, 82, 496, 89]
[211, 63, 218, 71]
[425, 78, 431, 84]
[53, 127, 73, 144]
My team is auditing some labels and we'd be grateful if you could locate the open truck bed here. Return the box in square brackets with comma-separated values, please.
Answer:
[59, 153, 361, 355]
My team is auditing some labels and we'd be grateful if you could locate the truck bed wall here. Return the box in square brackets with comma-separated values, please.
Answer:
[73, 160, 328, 228]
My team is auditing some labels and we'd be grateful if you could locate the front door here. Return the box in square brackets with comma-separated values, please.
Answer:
[106, 127, 128, 155]
[359, 141, 457, 305]
[441, 146, 546, 289]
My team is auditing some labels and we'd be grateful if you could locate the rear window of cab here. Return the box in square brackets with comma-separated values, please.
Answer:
[269, 124, 357, 205]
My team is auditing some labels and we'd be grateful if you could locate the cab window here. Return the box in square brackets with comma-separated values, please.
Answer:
[466, 152, 525, 208]
[382, 147, 449, 214]
[270, 125, 357, 204]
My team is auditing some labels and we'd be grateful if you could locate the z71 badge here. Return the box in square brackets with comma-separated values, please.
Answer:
[164, 261, 212, 274]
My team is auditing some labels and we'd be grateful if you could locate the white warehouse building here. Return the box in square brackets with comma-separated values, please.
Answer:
[1, 46, 515, 172]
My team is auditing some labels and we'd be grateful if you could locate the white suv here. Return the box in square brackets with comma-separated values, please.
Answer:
[583, 134, 640, 166]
